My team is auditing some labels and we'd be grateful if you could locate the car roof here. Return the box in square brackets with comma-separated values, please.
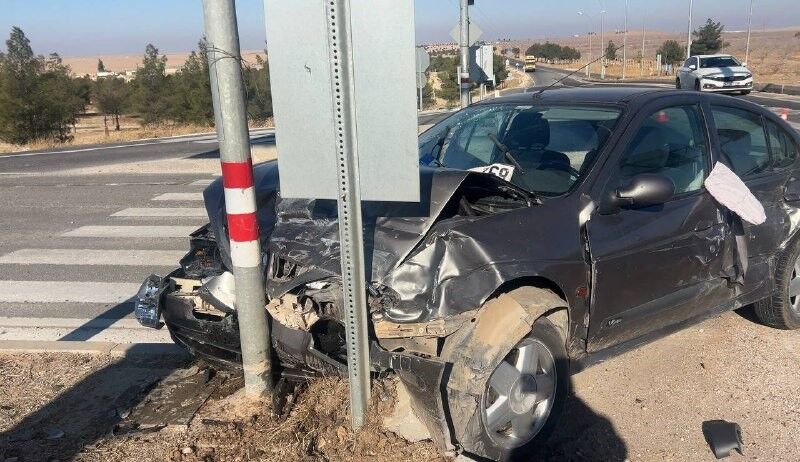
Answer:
[476, 86, 670, 106]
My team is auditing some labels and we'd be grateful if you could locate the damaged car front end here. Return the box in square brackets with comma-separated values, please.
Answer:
[135, 98, 626, 459]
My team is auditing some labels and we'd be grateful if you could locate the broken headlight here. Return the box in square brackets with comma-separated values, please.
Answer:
[134, 274, 165, 329]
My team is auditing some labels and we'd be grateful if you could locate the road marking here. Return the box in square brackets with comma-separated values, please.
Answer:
[0, 281, 140, 303]
[111, 207, 207, 217]
[62, 225, 197, 238]
[0, 317, 172, 343]
[152, 193, 205, 201]
[0, 249, 186, 266]
[190, 179, 215, 186]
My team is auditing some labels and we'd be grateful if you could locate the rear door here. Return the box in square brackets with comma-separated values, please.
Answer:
[709, 104, 799, 290]
[586, 98, 732, 352]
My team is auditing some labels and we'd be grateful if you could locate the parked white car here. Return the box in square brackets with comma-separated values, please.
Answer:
[677, 54, 753, 95]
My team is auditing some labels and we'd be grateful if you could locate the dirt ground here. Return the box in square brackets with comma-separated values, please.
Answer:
[1, 306, 798, 461]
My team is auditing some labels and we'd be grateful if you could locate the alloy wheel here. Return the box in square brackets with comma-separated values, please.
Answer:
[481, 338, 557, 449]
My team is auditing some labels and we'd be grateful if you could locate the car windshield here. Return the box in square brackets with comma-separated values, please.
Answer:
[419, 103, 622, 196]
[700, 56, 741, 68]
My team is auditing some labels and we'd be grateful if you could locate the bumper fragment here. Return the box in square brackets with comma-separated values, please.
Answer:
[134, 274, 166, 329]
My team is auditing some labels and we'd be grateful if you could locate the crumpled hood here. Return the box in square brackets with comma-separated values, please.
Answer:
[203, 160, 525, 296]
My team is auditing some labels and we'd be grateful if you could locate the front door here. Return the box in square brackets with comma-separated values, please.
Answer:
[586, 102, 732, 352]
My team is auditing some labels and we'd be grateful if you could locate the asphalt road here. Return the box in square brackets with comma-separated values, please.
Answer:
[0, 73, 798, 346]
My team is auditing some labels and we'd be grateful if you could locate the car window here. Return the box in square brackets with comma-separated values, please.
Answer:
[711, 106, 770, 177]
[620, 105, 709, 195]
[767, 120, 799, 170]
[700, 56, 740, 68]
[421, 104, 622, 196]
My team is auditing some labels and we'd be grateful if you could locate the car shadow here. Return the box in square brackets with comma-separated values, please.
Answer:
[58, 299, 134, 342]
[526, 391, 629, 461]
[0, 350, 189, 461]
[732, 303, 760, 324]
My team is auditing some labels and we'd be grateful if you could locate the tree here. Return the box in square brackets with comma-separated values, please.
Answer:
[0, 27, 84, 144]
[605, 40, 617, 60]
[511, 47, 520, 57]
[492, 53, 508, 84]
[244, 53, 273, 123]
[131, 43, 169, 124]
[657, 40, 684, 65]
[167, 41, 213, 125]
[97, 59, 106, 73]
[691, 18, 725, 55]
[94, 77, 129, 131]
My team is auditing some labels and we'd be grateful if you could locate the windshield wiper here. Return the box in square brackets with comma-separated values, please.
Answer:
[487, 133, 525, 174]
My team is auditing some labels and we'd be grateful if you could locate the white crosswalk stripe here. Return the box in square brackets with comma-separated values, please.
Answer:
[0, 249, 186, 266]
[152, 192, 204, 201]
[0, 281, 140, 304]
[111, 207, 207, 217]
[0, 177, 219, 347]
[62, 225, 197, 238]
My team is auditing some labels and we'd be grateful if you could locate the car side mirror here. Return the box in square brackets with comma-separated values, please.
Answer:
[689, 64, 697, 70]
[600, 174, 675, 214]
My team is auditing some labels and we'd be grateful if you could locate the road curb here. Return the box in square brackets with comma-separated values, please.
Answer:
[0, 340, 189, 357]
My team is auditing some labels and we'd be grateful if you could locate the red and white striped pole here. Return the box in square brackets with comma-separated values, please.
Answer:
[203, 0, 272, 396]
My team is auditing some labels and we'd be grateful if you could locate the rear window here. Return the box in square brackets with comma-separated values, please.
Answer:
[767, 120, 799, 170]
[711, 106, 770, 177]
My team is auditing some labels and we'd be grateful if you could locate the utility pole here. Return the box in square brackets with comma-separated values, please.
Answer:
[686, 0, 694, 59]
[622, 0, 628, 80]
[641, 24, 646, 77]
[459, 0, 471, 108]
[202, 0, 272, 397]
[745, 0, 754, 64]
[600, 9, 606, 79]
[587, 32, 593, 77]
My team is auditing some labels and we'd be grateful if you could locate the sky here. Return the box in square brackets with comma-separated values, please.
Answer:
[1, 0, 798, 57]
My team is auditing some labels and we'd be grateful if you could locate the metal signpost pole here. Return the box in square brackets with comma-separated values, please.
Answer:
[202, 0, 272, 396]
[328, 0, 371, 429]
[459, 0, 471, 108]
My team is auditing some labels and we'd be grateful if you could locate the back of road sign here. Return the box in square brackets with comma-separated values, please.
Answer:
[264, 0, 420, 203]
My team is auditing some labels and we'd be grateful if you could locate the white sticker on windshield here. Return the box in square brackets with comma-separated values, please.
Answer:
[469, 163, 515, 182]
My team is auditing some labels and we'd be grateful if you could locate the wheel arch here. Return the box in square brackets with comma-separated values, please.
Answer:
[439, 284, 568, 459]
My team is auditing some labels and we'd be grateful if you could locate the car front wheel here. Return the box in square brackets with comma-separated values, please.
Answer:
[694, 78, 701, 91]
[676, 78, 682, 89]
[475, 318, 569, 460]
[755, 237, 800, 329]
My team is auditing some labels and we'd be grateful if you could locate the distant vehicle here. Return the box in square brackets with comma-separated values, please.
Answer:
[524, 54, 536, 72]
[677, 54, 753, 95]
[136, 87, 800, 461]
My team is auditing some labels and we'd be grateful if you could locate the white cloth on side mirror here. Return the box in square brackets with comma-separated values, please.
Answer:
[704, 162, 766, 225]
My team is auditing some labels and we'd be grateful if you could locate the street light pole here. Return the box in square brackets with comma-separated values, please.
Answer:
[686, 0, 694, 59]
[588, 32, 593, 77]
[745, 0, 754, 64]
[622, 0, 628, 80]
[459, 0, 471, 108]
[202, 0, 272, 397]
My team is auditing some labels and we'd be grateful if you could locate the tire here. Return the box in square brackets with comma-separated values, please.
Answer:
[754, 237, 800, 329]
[741, 90, 751, 95]
[473, 318, 570, 461]
[676, 78, 682, 89]
[694, 79, 701, 91]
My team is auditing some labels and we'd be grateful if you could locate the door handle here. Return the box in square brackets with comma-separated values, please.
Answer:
[694, 220, 716, 232]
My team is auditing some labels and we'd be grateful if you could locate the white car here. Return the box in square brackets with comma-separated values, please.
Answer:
[677, 54, 753, 95]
